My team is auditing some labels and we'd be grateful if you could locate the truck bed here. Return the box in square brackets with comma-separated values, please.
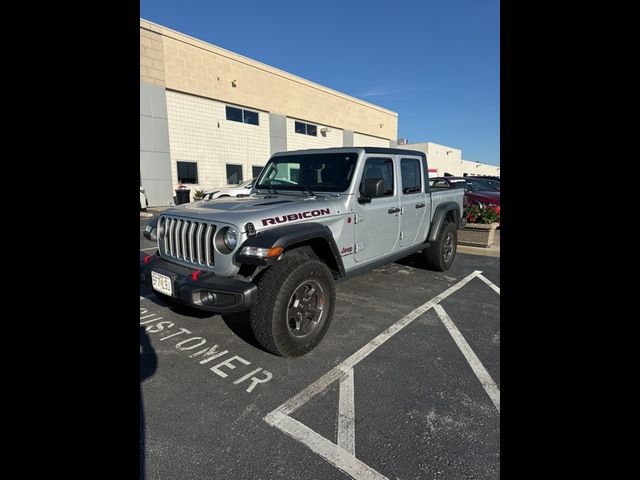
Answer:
[429, 188, 465, 218]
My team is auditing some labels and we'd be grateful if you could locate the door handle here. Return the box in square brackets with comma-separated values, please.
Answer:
[415, 203, 425, 209]
[388, 207, 401, 214]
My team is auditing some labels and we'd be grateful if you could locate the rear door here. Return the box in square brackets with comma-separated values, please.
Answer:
[354, 155, 400, 262]
[398, 157, 428, 247]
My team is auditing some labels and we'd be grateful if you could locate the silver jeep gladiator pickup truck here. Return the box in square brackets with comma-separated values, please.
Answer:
[141, 147, 465, 357]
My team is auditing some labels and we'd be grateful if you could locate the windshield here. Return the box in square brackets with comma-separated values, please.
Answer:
[255, 153, 358, 193]
[482, 179, 500, 189]
[464, 178, 499, 192]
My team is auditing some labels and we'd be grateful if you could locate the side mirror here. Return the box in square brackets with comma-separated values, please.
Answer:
[359, 178, 385, 204]
[364, 178, 385, 197]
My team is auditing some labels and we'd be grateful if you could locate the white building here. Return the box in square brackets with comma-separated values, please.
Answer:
[398, 141, 500, 177]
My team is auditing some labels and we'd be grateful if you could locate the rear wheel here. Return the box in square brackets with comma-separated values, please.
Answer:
[423, 222, 457, 271]
[250, 257, 335, 357]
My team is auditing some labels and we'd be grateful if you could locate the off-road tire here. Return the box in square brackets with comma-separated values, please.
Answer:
[423, 221, 457, 271]
[250, 257, 335, 357]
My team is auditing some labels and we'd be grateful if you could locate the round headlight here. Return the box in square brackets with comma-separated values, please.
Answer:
[223, 228, 238, 250]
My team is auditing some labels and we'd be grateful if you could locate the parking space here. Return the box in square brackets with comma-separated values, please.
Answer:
[140, 216, 500, 479]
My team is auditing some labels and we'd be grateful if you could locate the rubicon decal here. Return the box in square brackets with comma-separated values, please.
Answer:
[261, 208, 330, 226]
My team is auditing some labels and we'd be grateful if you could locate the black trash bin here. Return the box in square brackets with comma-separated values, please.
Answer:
[175, 189, 191, 205]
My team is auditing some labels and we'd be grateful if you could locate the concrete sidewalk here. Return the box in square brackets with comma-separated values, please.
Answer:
[147, 206, 172, 213]
[140, 206, 172, 218]
[458, 229, 500, 257]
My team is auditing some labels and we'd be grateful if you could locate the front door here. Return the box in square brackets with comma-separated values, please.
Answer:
[354, 156, 400, 262]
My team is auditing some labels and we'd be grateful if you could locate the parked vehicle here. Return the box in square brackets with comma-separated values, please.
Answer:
[203, 178, 256, 200]
[430, 176, 500, 212]
[140, 186, 148, 211]
[466, 175, 500, 191]
[141, 147, 465, 357]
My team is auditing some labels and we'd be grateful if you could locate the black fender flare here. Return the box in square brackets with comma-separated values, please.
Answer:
[427, 201, 462, 243]
[235, 222, 345, 277]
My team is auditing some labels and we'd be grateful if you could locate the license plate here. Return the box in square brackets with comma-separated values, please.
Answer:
[151, 271, 173, 296]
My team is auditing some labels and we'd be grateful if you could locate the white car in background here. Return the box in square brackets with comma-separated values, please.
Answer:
[203, 178, 256, 200]
[140, 186, 148, 210]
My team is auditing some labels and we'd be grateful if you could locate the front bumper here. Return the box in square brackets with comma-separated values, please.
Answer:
[140, 254, 257, 314]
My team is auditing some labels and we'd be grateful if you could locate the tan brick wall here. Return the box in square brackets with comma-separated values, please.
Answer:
[140, 27, 165, 86]
[141, 20, 397, 140]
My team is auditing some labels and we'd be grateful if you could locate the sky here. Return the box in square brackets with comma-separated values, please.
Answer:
[140, 0, 500, 166]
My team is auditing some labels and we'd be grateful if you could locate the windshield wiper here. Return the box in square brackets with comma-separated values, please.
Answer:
[291, 184, 316, 197]
[257, 182, 279, 195]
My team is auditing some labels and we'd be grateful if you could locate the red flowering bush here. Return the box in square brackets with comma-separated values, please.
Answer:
[464, 204, 500, 224]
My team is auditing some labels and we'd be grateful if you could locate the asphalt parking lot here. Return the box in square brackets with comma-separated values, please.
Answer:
[140, 215, 500, 480]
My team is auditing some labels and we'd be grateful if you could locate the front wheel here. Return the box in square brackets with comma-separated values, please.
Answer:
[423, 222, 457, 271]
[250, 257, 335, 357]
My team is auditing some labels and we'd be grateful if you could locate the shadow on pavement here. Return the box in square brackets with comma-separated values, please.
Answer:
[394, 252, 438, 270]
[140, 326, 157, 480]
[221, 311, 265, 351]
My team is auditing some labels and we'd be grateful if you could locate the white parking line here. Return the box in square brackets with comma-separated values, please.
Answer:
[338, 369, 356, 455]
[433, 304, 500, 412]
[273, 270, 483, 417]
[264, 411, 387, 480]
[264, 270, 484, 480]
[477, 274, 500, 295]
[141, 247, 157, 251]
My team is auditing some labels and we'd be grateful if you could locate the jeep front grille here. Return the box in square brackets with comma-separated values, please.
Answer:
[157, 215, 216, 267]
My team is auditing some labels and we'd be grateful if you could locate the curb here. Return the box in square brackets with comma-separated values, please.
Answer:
[140, 211, 154, 218]
[148, 207, 172, 214]
[458, 244, 500, 258]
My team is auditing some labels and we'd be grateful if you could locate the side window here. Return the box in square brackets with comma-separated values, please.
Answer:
[401, 158, 422, 194]
[359, 157, 394, 197]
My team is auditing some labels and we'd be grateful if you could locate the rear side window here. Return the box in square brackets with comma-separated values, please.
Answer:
[360, 157, 394, 196]
[401, 158, 422, 194]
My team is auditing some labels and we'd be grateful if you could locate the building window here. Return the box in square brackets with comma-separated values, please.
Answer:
[401, 158, 422, 194]
[226, 106, 259, 125]
[226, 164, 243, 185]
[177, 161, 198, 184]
[294, 121, 317, 136]
[252, 166, 263, 178]
[243, 110, 259, 125]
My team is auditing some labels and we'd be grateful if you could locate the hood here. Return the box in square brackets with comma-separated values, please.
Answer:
[466, 191, 500, 205]
[161, 193, 345, 232]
